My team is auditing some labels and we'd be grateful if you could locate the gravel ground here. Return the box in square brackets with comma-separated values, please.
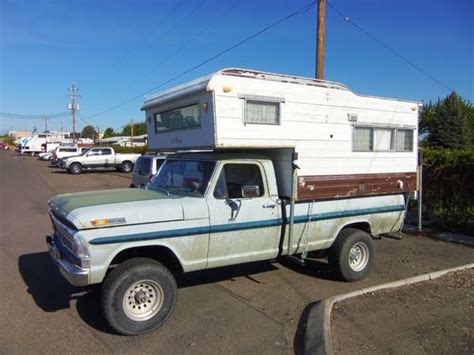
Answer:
[331, 269, 474, 354]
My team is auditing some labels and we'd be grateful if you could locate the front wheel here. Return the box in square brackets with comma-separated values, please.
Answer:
[101, 258, 177, 335]
[121, 161, 133, 173]
[328, 228, 374, 282]
[68, 162, 82, 175]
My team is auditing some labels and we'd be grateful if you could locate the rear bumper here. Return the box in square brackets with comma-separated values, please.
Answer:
[46, 235, 90, 287]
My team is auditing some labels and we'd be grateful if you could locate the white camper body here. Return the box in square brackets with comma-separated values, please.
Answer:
[143, 68, 419, 200]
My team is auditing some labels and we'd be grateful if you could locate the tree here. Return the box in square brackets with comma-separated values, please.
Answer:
[103, 127, 116, 139]
[122, 121, 147, 136]
[427, 92, 472, 149]
[81, 125, 97, 139]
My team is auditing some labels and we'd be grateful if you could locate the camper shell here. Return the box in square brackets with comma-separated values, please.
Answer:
[143, 68, 419, 200]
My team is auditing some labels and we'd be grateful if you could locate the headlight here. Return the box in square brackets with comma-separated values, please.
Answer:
[72, 234, 90, 268]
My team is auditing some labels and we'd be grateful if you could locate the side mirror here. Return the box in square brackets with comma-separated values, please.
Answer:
[241, 185, 260, 198]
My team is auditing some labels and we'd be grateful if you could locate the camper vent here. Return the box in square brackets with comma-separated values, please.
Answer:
[347, 113, 358, 122]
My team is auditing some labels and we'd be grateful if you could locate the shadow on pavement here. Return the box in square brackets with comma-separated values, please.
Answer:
[176, 261, 279, 288]
[18, 252, 115, 334]
[18, 253, 279, 335]
[293, 301, 318, 355]
[278, 255, 337, 281]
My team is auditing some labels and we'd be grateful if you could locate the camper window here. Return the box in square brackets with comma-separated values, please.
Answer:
[353, 127, 413, 152]
[244, 100, 281, 125]
[154, 103, 200, 132]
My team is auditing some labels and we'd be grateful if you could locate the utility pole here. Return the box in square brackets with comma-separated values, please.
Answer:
[96, 125, 100, 144]
[130, 119, 134, 147]
[68, 84, 80, 145]
[315, 0, 326, 80]
[44, 116, 48, 141]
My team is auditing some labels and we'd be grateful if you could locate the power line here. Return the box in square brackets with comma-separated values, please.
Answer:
[0, 111, 69, 119]
[84, 0, 317, 120]
[326, 0, 455, 93]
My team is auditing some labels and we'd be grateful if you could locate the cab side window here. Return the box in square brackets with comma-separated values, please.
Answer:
[214, 164, 264, 199]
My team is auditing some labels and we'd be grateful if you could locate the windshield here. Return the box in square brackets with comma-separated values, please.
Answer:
[148, 160, 215, 197]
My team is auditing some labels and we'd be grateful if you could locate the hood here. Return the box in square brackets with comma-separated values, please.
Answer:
[49, 189, 208, 230]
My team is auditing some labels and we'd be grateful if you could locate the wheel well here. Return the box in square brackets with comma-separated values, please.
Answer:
[339, 222, 372, 236]
[109, 246, 183, 275]
[122, 160, 132, 166]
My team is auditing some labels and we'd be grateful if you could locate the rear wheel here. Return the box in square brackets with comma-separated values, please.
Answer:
[101, 258, 177, 335]
[121, 161, 133, 173]
[69, 162, 82, 175]
[328, 228, 374, 282]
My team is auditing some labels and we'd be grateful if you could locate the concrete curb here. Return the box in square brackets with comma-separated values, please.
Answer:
[303, 263, 474, 355]
[403, 224, 474, 247]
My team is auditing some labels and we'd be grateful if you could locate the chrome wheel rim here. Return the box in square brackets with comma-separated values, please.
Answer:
[348, 242, 369, 272]
[72, 164, 80, 173]
[122, 280, 164, 321]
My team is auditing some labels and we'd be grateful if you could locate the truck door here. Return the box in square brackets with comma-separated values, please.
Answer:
[101, 148, 113, 167]
[206, 162, 281, 268]
[85, 148, 102, 168]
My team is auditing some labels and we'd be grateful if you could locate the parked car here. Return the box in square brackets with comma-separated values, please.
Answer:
[38, 147, 59, 161]
[61, 147, 140, 174]
[130, 155, 166, 188]
[0, 142, 9, 150]
[51, 146, 89, 165]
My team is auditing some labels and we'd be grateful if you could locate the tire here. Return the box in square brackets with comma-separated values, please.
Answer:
[69, 162, 82, 175]
[101, 257, 177, 335]
[328, 228, 374, 282]
[121, 161, 133, 173]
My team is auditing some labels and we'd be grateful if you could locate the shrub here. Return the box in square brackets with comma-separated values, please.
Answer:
[421, 147, 474, 235]
[110, 144, 150, 154]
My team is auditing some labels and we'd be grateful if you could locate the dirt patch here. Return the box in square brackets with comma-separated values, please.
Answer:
[331, 269, 474, 354]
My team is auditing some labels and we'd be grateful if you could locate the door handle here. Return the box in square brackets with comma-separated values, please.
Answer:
[262, 204, 276, 209]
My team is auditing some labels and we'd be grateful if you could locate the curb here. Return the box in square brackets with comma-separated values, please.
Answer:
[403, 224, 474, 247]
[303, 263, 474, 355]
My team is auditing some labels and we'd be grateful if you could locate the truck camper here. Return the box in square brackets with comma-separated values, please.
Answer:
[46, 68, 419, 335]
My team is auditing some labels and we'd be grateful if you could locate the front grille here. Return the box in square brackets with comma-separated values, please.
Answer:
[49, 211, 76, 253]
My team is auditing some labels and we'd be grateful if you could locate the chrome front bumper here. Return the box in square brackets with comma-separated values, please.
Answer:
[46, 235, 90, 287]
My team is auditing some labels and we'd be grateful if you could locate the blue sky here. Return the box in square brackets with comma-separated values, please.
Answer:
[1, 0, 472, 134]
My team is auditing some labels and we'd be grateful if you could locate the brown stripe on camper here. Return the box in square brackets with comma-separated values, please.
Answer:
[297, 172, 417, 200]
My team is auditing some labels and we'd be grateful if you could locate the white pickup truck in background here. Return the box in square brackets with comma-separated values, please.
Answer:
[61, 146, 141, 174]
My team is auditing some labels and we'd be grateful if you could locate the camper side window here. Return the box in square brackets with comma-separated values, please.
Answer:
[353, 127, 413, 152]
[244, 100, 280, 125]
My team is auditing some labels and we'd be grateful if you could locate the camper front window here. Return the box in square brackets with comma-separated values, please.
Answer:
[154, 104, 200, 132]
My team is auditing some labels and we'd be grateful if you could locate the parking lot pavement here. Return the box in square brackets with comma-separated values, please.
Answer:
[1, 151, 473, 353]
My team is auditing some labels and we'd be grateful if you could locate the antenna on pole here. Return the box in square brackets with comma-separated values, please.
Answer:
[68, 84, 80, 145]
[315, 0, 326, 80]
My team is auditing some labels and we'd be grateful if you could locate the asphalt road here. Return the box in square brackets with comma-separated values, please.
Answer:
[1, 151, 473, 353]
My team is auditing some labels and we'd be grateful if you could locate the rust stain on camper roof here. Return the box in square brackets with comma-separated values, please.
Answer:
[219, 68, 350, 91]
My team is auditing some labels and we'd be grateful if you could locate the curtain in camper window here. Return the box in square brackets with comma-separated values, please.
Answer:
[353, 127, 372, 151]
[373, 128, 394, 151]
[245, 100, 280, 125]
[396, 129, 413, 152]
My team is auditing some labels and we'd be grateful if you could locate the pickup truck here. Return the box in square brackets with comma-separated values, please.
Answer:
[46, 152, 407, 335]
[61, 147, 141, 174]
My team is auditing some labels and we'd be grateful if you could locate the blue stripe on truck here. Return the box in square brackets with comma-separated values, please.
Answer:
[89, 204, 405, 245]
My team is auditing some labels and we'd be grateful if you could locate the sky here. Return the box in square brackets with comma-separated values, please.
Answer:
[0, 0, 473, 134]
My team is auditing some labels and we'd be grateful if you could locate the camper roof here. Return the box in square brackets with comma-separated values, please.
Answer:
[142, 68, 351, 110]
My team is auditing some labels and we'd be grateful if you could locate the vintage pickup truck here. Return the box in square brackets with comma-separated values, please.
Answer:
[60, 146, 140, 174]
[46, 68, 419, 335]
